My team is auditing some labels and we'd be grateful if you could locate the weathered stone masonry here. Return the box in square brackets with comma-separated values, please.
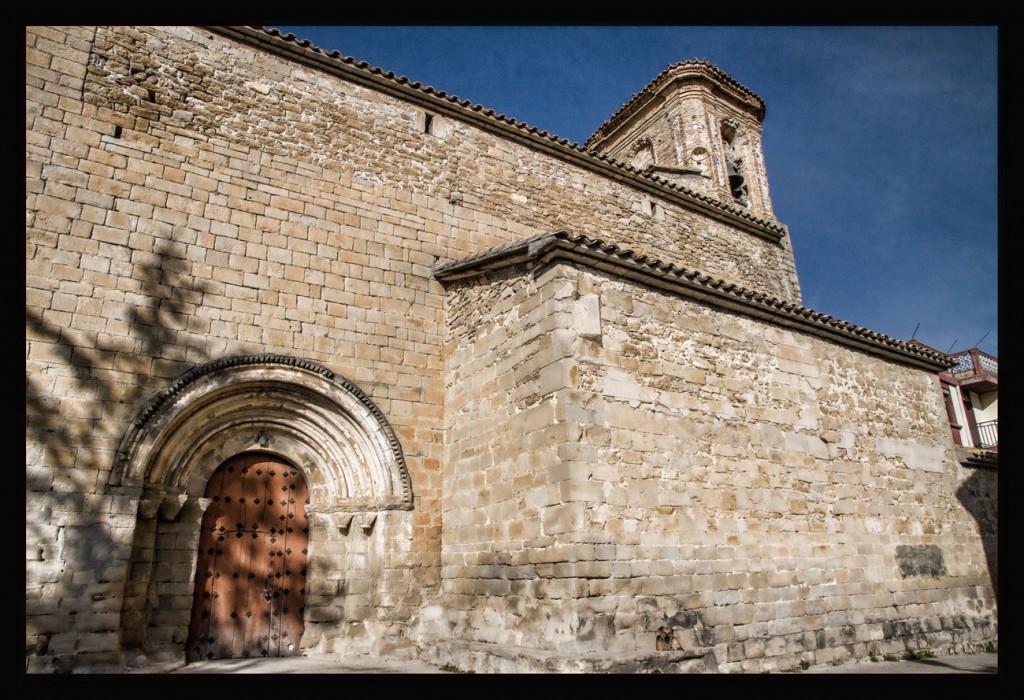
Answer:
[26, 25, 995, 673]
[434, 234, 996, 672]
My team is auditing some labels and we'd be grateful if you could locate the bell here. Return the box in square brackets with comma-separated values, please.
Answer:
[727, 160, 744, 191]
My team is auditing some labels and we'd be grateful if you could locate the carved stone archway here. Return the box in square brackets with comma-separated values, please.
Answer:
[110, 354, 412, 661]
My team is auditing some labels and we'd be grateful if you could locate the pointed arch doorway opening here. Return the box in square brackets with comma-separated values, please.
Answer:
[186, 453, 310, 661]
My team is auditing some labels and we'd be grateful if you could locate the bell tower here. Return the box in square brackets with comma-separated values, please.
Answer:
[585, 60, 775, 220]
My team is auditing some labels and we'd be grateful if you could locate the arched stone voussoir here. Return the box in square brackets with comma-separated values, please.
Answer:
[109, 354, 412, 511]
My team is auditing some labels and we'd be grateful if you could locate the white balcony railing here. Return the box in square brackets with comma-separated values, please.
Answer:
[976, 420, 998, 448]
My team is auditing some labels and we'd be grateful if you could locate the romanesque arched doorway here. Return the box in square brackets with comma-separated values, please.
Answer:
[186, 453, 310, 660]
[110, 355, 413, 662]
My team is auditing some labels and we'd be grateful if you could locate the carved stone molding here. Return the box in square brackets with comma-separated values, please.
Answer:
[110, 354, 413, 512]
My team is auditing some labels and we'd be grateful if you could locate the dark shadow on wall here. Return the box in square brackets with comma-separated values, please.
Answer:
[956, 462, 998, 606]
[27, 241, 213, 480]
[26, 241, 215, 667]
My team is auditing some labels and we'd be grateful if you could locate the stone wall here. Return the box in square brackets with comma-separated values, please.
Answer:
[77, 26, 799, 297]
[27, 24, 457, 669]
[439, 261, 996, 672]
[441, 265, 582, 652]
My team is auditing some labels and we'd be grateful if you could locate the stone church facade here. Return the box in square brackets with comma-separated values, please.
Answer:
[26, 26, 997, 673]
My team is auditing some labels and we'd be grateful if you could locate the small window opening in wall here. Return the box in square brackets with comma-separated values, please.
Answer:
[113, 125, 122, 139]
[423, 112, 434, 135]
[147, 88, 155, 102]
[642, 198, 661, 219]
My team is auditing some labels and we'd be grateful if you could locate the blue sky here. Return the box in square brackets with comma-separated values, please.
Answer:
[274, 26, 998, 357]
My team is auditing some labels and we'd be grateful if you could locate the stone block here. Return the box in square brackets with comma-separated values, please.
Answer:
[75, 632, 119, 654]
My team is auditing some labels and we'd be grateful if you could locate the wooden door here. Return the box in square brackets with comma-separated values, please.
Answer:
[186, 453, 310, 661]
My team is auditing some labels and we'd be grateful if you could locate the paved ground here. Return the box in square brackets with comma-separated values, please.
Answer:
[796, 651, 997, 674]
[134, 655, 446, 674]
[126, 651, 996, 674]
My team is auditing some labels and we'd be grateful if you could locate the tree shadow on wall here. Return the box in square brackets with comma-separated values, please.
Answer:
[956, 463, 998, 607]
[26, 242, 215, 621]
[26, 240, 224, 668]
[27, 241, 214, 485]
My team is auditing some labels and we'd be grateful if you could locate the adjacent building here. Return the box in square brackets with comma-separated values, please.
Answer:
[947, 348, 998, 450]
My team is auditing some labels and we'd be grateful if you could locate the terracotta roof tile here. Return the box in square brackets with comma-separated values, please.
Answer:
[249, 27, 784, 237]
[435, 229, 955, 373]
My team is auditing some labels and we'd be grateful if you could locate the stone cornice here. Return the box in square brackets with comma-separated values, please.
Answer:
[113, 354, 413, 509]
[435, 230, 956, 374]
[585, 60, 767, 152]
[204, 26, 786, 244]
[129, 353, 335, 429]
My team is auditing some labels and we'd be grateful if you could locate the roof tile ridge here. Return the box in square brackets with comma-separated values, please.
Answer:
[580, 150, 784, 232]
[258, 26, 590, 152]
[254, 28, 784, 234]
[554, 234, 951, 365]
